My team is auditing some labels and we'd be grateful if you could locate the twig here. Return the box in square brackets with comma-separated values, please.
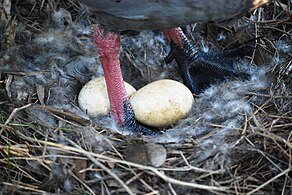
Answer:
[247, 168, 291, 195]
[21, 134, 229, 192]
[1, 182, 47, 193]
[69, 170, 96, 195]
[4, 103, 32, 126]
[66, 138, 135, 195]
[0, 104, 32, 136]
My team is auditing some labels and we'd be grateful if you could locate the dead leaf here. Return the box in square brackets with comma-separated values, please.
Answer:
[36, 84, 45, 105]
[73, 158, 87, 181]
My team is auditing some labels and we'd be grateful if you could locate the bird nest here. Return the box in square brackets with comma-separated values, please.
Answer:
[0, 0, 291, 194]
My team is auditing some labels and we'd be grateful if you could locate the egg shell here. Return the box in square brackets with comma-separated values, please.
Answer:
[78, 76, 136, 117]
[130, 79, 194, 128]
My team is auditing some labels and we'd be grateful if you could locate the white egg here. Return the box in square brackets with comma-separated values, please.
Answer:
[130, 79, 194, 128]
[78, 76, 136, 117]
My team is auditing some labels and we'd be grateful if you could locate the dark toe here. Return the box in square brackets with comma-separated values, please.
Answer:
[123, 101, 161, 136]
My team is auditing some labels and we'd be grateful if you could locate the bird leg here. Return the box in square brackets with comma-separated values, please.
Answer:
[163, 27, 252, 94]
[94, 27, 157, 135]
[163, 28, 199, 93]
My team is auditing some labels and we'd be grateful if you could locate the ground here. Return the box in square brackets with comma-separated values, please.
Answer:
[0, 0, 291, 194]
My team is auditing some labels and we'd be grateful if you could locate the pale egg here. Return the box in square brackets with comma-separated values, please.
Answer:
[130, 79, 194, 128]
[78, 76, 136, 117]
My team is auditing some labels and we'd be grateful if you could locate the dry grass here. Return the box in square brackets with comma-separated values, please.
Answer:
[0, 0, 291, 194]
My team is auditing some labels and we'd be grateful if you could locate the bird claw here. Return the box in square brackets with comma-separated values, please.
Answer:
[123, 100, 161, 136]
[164, 46, 176, 64]
[164, 41, 254, 94]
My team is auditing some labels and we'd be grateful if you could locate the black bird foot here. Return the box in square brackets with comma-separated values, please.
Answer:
[122, 100, 161, 136]
[165, 40, 254, 94]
